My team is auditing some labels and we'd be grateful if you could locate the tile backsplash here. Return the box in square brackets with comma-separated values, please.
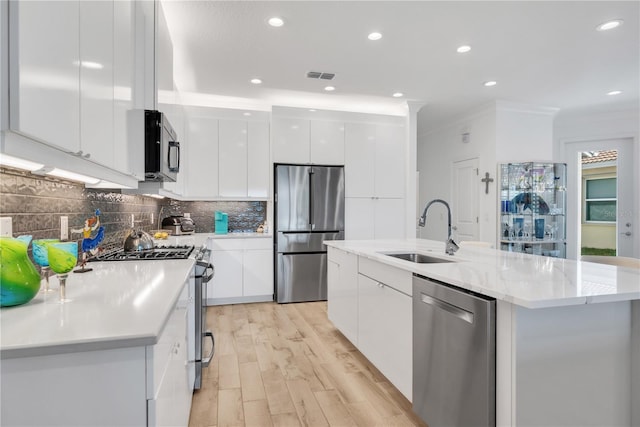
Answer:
[0, 167, 160, 247]
[0, 167, 268, 247]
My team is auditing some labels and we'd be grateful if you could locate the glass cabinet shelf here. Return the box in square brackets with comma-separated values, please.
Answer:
[499, 162, 567, 258]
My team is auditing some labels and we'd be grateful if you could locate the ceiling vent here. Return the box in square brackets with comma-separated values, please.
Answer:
[307, 71, 335, 80]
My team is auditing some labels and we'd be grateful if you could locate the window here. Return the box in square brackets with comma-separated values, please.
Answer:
[585, 177, 616, 222]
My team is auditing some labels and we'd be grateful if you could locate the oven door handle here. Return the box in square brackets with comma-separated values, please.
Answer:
[201, 265, 215, 283]
[202, 331, 215, 367]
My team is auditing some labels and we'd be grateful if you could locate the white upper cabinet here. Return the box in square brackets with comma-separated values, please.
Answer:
[272, 117, 345, 165]
[182, 107, 269, 199]
[271, 117, 310, 164]
[344, 123, 376, 197]
[310, 120, 345, 165]
[219, 119, 248, 197]
[374, 124, 405, 198]
[79, 0, 114, 169]
[112, 0, 135, 175]
[344, 120, 406, 240]
[9, 0, 80, 152]
[155, 1, 174, 114]
[247, 121, 270, 198]
[185, 114, 219, 198]
[345, 122, 405, 198]
[7, 0, 140, 183]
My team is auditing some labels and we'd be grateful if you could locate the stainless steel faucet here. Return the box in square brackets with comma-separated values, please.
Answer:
[418, 199, 459, 255]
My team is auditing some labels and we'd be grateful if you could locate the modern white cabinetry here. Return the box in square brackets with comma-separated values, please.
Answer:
[5, 0, 138, 184]
[182, 108, 270, 200]
[327, 247, 359, 345]
[113, 0, 135, 174]
[272, 117, 345, 165]
[219, 119, 249, 197]
[147, 281, 194, 427]
[79, 0, 114, 169]
[326, 248, 412, 401]
[185, 115, 219, 198]
[310, 120, 345, 165]
[0, 276, 194, 427]
[207, 237, 273, 304]
[358, 273, 412, 400]
[271, 117, 310, 164]
[344, 122, 406, 239]
[9, 0, 80, 152]
[247, 121, 270, 198]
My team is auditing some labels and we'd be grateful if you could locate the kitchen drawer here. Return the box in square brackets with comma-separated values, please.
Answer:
[146, 284, 188, 399]
[358, 256, 412, 296]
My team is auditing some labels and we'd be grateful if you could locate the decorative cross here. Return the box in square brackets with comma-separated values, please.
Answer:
[481, 172, 494, 194]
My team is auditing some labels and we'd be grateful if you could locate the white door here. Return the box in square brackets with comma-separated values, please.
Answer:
[564, 138, 636, 259]
[451, 158, 480, 242]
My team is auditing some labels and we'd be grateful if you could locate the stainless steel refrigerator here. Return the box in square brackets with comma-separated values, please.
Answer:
[275, 164, 345, 303]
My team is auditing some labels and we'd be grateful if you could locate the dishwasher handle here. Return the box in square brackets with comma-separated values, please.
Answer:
[420, 292, 474, 324]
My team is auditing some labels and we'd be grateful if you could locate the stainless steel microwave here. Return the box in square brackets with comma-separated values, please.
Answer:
[145, 110, 180, 182]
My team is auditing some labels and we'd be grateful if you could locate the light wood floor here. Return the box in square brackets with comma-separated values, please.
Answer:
[189, 301, 428, 427]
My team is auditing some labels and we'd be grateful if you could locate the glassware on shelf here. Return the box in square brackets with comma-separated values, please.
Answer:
[32, 239, 60, 293]
[47, 242, 78, 303]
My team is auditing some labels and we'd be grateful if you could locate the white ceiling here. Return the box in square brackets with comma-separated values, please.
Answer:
[161, 1, 639, 132]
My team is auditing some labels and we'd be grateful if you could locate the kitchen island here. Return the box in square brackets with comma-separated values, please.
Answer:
[325, 238, 640, 427]
[0, 258, 196, 426]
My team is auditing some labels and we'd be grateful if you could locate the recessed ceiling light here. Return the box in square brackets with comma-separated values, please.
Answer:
[324, 86, 335, 92]
[309, 109, 317, 112]
[243, 112, 252, 116]
[392, 92, 404, 98]
[250, 78, 262, 85]
[456, 45, 471, 53]
[368, 32, 382, 41]
[607, 90, 622, 96]
[596, 19, 623, 31]
[268, 17, 284, 27]
[484, 81, 497, 87]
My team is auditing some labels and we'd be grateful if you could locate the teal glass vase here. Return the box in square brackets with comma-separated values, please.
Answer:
[0, 237, 41, 307]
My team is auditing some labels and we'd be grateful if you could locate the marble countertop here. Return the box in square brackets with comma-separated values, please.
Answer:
[0, 258, 195, 359]
[325, 239, 640, 309]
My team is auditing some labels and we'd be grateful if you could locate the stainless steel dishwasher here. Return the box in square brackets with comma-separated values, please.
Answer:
[413, 274, 496, 427]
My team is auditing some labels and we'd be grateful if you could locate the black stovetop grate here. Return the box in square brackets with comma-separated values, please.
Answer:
[88, 245, 194, 262]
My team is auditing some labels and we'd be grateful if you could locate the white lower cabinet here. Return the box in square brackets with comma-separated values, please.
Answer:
[208, 237, 273, 304]
[358, 273, 412, 401]
[0, 278, 195, 427]
[147, 281, 194, 427]
[327, 247, 359, 345]
[326, 250, 412, 401]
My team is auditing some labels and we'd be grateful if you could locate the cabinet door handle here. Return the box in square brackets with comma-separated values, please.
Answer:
[202, 331, 215, 367]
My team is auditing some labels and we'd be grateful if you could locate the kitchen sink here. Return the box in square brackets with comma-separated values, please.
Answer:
[381, 252, 456, 264]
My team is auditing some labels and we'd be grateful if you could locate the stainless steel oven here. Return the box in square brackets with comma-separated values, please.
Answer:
[194, 245, 214, 389]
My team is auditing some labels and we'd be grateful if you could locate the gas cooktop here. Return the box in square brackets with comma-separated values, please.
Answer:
[89, 245, 195, 262]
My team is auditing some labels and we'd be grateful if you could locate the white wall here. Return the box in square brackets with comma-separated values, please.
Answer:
[496, 102, 556, 162]
[417, 104, 497, 243]
[417, 101, 556, 246]
[554, 105, 640, 259]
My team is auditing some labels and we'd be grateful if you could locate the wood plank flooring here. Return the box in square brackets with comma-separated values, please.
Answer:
[189, 302, 428, 427]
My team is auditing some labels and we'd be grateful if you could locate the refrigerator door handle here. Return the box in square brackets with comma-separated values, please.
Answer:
[309, 168, 315, 230]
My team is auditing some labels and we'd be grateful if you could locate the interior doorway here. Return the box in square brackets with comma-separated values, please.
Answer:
[564, 138, 635, 259]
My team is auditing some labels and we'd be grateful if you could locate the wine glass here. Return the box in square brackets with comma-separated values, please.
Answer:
[32, 239, 60, 293]
[47, 242, 78, 303]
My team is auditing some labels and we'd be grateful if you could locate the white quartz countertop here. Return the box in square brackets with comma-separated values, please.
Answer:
[156, 232, 272, 247]
[0, 258, 195, 359]
[325, 239, 640, 309]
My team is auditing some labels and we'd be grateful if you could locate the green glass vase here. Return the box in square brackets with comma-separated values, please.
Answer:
[0, 237, 41, 307]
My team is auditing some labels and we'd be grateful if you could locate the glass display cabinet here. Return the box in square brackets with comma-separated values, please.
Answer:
[499, 162, 567, 258]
